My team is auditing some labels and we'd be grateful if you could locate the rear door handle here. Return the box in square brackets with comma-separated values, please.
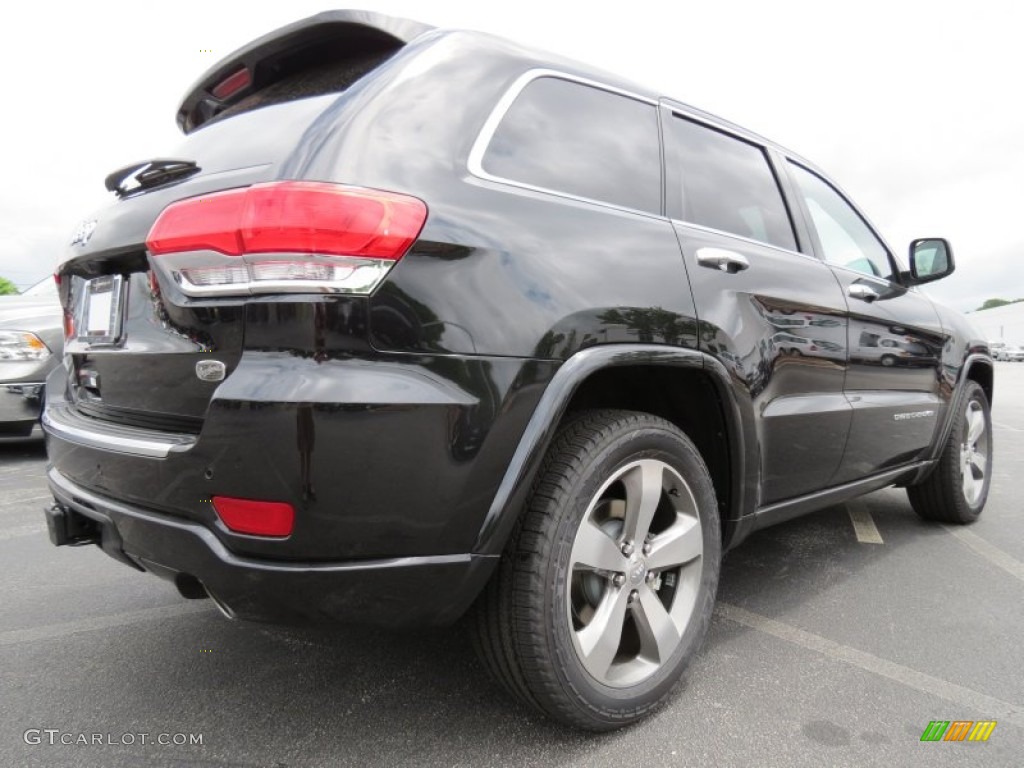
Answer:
[848, 283, 880, 303]
[696, 248, 749, 274]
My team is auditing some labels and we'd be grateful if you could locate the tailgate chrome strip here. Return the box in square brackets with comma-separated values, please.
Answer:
[42, 403, 196, 458]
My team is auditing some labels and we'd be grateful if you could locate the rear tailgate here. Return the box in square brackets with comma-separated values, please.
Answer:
[57, 12, 430, 428]
[58, 101, 328, 427]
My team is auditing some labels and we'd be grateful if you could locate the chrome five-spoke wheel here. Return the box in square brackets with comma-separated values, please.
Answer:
[568, 459, 702, 687]
[908, 381, 992, 524]
[471, 410, 721, 730]
[959, 399, 989, 507]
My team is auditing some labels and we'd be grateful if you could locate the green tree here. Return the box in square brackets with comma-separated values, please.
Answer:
[0, 277, 19, 296]
[976, 298, 1024, 311]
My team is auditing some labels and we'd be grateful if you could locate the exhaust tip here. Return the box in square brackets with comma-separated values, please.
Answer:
[207, 591, 237, 620]
[174, 573, 209, 600]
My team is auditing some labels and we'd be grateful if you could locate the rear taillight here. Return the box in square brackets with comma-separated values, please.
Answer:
[146, 182, 427, 297]
[212, 496, 295, 537]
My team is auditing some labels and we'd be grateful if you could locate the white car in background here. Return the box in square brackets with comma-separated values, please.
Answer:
[0, 278, 62, 439]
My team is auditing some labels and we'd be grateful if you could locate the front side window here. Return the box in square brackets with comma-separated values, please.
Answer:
[666, 116, 797, 251]
[481, 77, 661, 214]
[788, 163, 893, 280]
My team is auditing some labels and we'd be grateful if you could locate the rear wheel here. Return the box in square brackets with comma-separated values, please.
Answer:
[907, 381, 992, 523]
[470, 409, 720, 730]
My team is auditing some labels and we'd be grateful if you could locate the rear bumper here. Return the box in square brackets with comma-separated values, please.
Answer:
[42, 352, 554, 561]
[46, 467, 497, 626]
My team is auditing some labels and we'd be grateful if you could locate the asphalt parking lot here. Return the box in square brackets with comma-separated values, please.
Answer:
[1, 364, 1021, 767]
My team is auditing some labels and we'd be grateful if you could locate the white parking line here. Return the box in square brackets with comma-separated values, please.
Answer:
[0, 523, 45, 542]
[0, 469, 46, 479]
[846, 500, 883, 544]
[0, 497, 52, 518]
[993, 422, 1023, 433]
[0, 602, 212, 648]
[0, 490, 52, 507]
[943, 525, 1024, 583]
[717, 603, 1024, 727]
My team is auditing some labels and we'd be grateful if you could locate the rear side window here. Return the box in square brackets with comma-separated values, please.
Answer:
[481, 77, 661, 214]
[666, 116, 797, 251]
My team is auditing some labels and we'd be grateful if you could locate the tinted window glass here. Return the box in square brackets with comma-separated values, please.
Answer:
[206, 50, 398, 129]
[788, 163, 892, 279]
[667, 117, 797, 250]
[482, 77, 660, 213]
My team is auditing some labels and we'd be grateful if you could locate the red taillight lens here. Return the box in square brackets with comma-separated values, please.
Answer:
[212, 496, 295, 537]
[242, 183, 426, 258]
[147, 182, 426, 259]
[147, 188, 246, 256]
[145, 182, 427, 297]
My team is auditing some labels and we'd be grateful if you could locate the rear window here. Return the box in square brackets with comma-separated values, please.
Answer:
[665, 116, 797, 251]
[481, 77, 661, 214]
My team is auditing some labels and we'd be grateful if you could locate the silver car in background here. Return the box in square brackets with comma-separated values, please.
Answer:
[0, 278, 62, 439]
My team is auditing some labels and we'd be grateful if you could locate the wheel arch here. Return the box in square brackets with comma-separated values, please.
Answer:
[908, 353, 995, 486]
[472, 345, 753, 557]
[965, 356, 993, 406]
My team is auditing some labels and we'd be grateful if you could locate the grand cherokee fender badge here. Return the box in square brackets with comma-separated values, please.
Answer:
[894, 410, 935, 421]
[195, 360, 227, 382]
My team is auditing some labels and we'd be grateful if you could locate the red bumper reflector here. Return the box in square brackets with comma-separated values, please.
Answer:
[212, 496, 295, 537]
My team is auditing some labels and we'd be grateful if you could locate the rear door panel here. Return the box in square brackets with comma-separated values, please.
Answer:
[672, 224, 850, 503]
[661, 103, 851, 505]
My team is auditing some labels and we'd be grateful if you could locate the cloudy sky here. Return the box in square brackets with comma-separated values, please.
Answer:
[2, 0, 1021, 310]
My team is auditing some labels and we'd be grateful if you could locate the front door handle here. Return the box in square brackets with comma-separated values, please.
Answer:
[848, 283, 880, 303]
[696, 248, 750, 274]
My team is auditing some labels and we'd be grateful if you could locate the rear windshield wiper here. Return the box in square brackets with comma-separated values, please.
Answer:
[104, 159, 200, 198]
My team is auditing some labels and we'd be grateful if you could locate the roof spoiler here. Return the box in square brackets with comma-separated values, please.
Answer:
[176, 10, 434, 134]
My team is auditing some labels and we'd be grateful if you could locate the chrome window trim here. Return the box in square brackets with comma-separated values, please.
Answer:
[467, 68, 661, 219]
[669, 219, 823, 265]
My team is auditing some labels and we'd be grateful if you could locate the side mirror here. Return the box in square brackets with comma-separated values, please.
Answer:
[908, 238, 955, 285]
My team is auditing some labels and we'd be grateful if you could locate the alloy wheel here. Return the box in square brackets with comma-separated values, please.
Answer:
[566, 459, 703, 687]
[960, 399, 989, 507]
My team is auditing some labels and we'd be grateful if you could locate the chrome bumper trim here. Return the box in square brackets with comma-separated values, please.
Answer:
[42, 403, 196, 458]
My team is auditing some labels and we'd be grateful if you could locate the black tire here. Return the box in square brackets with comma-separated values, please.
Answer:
[881, 354, 896, 367]
[470, 409, 721, 730]
[907, 381, 992, 524]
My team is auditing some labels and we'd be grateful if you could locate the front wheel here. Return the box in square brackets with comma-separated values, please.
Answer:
[470, 410, 720, 730]
[908, 381, 992, 523]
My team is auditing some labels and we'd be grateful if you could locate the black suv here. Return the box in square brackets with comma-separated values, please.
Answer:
[43, 11, 994, 730]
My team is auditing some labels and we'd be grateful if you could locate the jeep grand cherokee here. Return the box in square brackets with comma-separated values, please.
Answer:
[42, 11, 994, 730]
